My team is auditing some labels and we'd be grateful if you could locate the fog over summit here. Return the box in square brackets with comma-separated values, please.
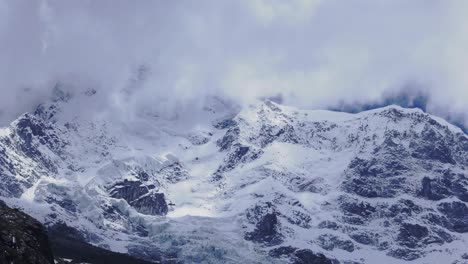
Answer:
[1, 0, 467, 127]
[2, 3, 468, 263]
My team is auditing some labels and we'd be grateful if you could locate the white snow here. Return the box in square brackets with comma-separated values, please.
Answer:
[1, 97, 467, 264]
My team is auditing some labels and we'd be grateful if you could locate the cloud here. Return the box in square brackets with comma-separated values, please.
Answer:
[248, 0, 322, 25]
[0, 0, 467, 128]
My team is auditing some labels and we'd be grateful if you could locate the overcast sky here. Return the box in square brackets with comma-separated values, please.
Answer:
[0, 0, 467, 126]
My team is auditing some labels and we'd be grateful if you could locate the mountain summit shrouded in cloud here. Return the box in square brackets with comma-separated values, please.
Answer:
[2, 2, 468, 263]
[0, 0, 468, 127]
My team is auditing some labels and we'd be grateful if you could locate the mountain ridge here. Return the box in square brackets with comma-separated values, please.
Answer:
[1, 93, 468, 263]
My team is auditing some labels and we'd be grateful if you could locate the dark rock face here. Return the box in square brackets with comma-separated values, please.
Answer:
[109, 180, 168, 216]
[318, 221, 340, 230]
[437, 201, 468, 233]
[187, 132, 212, 145]
[388, 248, 421, 261]
[317, 234, 355, 252]
[245, 213, 282, 245]
[269, 246, 335, 264]
[160, 162, 189, 184]
[13, 114, 64, 168]
[336, 194, 458, 260]
[385, 199, 422, 218]
[397, 223, 429, 248]
[269, 246, 297, 258]
[293, 249, 334, 264]
[109, 180, 153, 203]
[410, 142, 455, 164]
[343, 156, 409, 198]
[339, 196, 376, 223]
[258, 123, 300, 147]
[212, 116, 237, 130]
[224, 145, 251, 171]
[217, 126, 240, 151]
[410, 127, 456, 164]
[0, 112, 72, 198]
[213, 144, 262, 180]
[418, 171, 468, 202]
[289, 176, 325, 193]
[419, 177, 445, 200]
[0, 200, 54, 264]
[349, 231, 378, 246]
[131, 192, 168, 216]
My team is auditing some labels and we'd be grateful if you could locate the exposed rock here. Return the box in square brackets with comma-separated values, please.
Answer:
[419, 177, 447, 200]
[317, 234, 355, 252]
[187, 131, 212, 145]
[245, 213, 282, 245]
[292, 249, 335, 264]
[397, 223, 429, 248]
[269, 246, 335, 264]
[269, 246, 297, 258]
[410, 127, 456, 164]
[418, 172, 468, 202]
[109, 179, 168, 216]
[343, 157, 409, 198]
[339, 196, 376, 224]
[212, 116, 237, 129]
[0, 200, 54, 264]
[437, 201, 468, 233]
[388, 248, 422, 261]
[385, 199, 422, 218]
[131, 192, 168, 216]
[214, 144, 263, 178]
[318, 221, 340, 230]
[159, 161, 189, 184]
[349, 231, 378, 246]
[217, 126, 240, 151]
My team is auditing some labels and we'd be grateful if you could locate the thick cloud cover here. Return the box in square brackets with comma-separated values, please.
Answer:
[0, 0, 467, 127]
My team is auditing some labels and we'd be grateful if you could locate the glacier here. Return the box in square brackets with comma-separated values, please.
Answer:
[1, 88, 468, 263]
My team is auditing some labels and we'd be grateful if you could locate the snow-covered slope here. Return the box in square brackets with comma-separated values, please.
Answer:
[1, 88, 468, 264]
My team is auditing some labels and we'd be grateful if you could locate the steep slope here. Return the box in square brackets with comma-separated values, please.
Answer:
[1, 89, 468, 263]
[213, 101, 468, 263]
[0, 200, 54, 264]
[48, 223, 155, 264]
[0, 199, 156, 264]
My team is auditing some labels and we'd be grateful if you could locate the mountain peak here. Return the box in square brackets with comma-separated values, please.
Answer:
[1, 98, 468, 263]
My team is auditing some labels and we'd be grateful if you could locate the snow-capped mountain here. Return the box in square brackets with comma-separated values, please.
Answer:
[1, 88, 468, 264]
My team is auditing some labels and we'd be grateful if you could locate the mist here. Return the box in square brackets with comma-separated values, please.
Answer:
[1, 0, 467, 128]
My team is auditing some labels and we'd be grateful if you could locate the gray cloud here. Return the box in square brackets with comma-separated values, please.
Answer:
[0, 0, 467, 127]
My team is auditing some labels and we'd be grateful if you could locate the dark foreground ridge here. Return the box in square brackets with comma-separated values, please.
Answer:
[0, 200, 156, 264]
[0, 200, 54, 264]
[49, 223, 157, 264]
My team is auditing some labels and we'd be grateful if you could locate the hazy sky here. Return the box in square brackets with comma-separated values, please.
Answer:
[0, 0, 467, 125]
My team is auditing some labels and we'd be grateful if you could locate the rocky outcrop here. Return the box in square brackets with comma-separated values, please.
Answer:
[418, 171, 468, 202]
[0, 200, 54, 264]
[317, 234, 355, 253]
[269, 246, 335, 264]
[109, 179, 168, 216]
[245, 213, 282, 245]
[437, 201, 468, 233]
